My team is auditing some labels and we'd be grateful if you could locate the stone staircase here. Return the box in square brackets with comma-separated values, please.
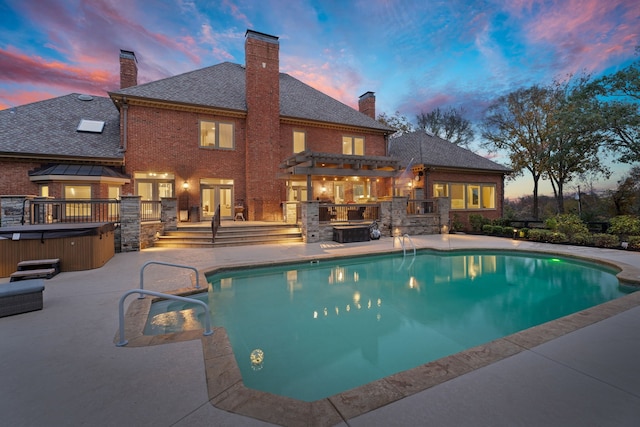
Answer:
[154, 222, 303, 248]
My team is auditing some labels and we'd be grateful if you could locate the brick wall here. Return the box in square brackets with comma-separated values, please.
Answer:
[0, 160, 41, 195]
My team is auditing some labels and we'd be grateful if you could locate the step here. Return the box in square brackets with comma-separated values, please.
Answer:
[17, 258, 61, 272]
[10, 268, 57, 282]
[153, 236, 304, 249]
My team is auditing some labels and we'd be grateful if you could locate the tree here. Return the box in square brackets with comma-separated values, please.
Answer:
[416, 107, 474, 147]
[377, 111, 414, 135]
[481, 85, 554, 219]
[610, 166, 640, 215]
[545, 76, 611, 214]
[589, 59, 640, 164]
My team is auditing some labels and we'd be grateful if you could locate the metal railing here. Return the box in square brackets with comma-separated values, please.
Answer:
[29, 199, 120, 224]
[211, 204, 221, 242]
[407, 199, 438, 215]
[138, 260, 201, 299]
[141, 200, 161, 222]
[393, 234, 417, 257]
[116, 289, 213, 347]
[319, 203, 380, 223]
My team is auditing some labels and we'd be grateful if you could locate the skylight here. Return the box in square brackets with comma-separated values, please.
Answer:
[77, 119, 105, 133]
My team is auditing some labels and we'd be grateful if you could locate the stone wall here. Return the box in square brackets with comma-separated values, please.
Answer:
[1, 195, 35, 227]
[140, 222, 163, 249]
[120, 195, 141, 252]
[300, 201, 320, 243]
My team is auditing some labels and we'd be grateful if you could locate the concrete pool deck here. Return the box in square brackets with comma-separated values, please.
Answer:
[1, 234, 639, 426]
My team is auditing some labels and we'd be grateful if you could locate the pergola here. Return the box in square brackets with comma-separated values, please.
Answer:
[279, 150, 400, 201]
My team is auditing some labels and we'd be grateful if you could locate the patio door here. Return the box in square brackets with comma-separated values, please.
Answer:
[201, 184, 233, 220]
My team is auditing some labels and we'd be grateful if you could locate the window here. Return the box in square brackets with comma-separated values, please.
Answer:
[40, 185, 49, 197]
[467, 185, 480, 209]
[77, 119, 105, 133]
[108, 186, 120, 200]
[293, 131, 306, 153]
[482, 186, 495, 209]
[434, 182, 497, 210]
[64, 185, 91, 217]
[342, 136, 364, 155]
[450, 184, 465, 209]
[134, 172, 175, 201]
[200, 121, 234, 149]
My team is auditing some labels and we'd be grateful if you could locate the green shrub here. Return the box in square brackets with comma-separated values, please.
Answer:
[545, 217, 558, 231]
[482, 224, 493, 234]
[451, 214, 465, 232]
[548, 232, 568, 244]
[491, 225, 503, 235]
[592, 233, 619, 248]
[569, 232, 593, 246]
[492, 217, 510, 227]
[608, 215, 640, 237]
[528, 229, 551, 242]
[503, 226, 515, 236]
[555, 214, 589, 238]
[627, 236, 640, 250]
[469, 214, 490, 232]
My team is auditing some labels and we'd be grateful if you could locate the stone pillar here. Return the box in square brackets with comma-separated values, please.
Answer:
[1, 195, 35, 227]
[301, 201, 320, 243]
[161, 197, 177, 231]
[120, 195, 141, 252]
[437, 197, 450, 233]
[390, 196, 409, 236]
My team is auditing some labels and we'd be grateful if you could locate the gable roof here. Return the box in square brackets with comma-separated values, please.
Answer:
[389, 132, 511, 173]
[0, 94, 122, 162]
[110, 62, 392, 132]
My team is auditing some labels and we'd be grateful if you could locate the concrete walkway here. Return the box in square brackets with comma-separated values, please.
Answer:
[1, 234, 639, 426]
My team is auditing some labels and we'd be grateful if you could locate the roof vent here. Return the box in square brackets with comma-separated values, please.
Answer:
[78, 94, 94, 101]
[77, 119, 105, 133]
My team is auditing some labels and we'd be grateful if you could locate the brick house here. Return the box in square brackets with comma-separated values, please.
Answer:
[1, 29, 509, 230]
[389, 131, 511, 227]
[108, 30, 398, 222]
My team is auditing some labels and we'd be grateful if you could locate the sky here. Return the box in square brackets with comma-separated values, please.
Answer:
[1, 0, 639, 199]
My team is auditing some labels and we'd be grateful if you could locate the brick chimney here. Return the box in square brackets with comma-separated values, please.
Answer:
[358, 91, 376, 119]
[119, 50, 138, 89]
[244, 30, 281, 220]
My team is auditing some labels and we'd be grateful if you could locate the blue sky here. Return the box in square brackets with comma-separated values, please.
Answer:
[1, 0, 638, 198]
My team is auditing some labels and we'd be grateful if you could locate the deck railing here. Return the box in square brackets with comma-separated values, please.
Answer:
[141, 200, 161, 222]
[29, 199, 121, 224]
[406, 199, 438, 215]
[319, 203, 380, 223]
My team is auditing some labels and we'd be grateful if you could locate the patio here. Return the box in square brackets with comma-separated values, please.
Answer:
[1, 234, 639, 426]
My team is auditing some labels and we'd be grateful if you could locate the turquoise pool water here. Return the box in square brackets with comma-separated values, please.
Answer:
[144, 251, 630, 402]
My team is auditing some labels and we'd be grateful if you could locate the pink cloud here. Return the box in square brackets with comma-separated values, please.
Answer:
[515, 0, 640, 73]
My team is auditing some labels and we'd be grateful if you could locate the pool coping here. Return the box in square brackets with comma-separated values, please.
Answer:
[114, 247, 640, 427]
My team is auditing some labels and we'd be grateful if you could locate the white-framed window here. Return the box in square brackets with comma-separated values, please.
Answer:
[200, 120, 234, 149]
[293, 130, 306, 153]
[108, 186, 121, 200]
[134, 172, 175, 201]
[40, 185, 49, 197]
[434, 182, 497, 210]
[342, 136, 364, 155]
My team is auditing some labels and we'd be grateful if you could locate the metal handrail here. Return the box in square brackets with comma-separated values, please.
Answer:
[393, 234, 417, 258]
[116, 289, 213, 347]
[139, 261, 200, 299]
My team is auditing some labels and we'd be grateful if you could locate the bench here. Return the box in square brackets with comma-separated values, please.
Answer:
[0, 279, 45, 317]
[333, 225, 370, 243]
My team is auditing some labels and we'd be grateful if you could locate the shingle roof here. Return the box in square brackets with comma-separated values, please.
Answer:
[389, 132, 511, 173]
[0, 94, 121, 160]
[111, 62, 392, 132]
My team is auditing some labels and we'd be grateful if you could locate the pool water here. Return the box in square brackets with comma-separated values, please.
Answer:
[144, 251, 630, 402]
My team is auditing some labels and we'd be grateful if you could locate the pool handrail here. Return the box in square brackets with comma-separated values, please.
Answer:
[116, 289, 213, 347]
[139, 261, 200, 299]
[393, 234, 416, 258]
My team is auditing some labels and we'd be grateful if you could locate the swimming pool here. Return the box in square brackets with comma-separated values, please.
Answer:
[144, 250, 631, 402]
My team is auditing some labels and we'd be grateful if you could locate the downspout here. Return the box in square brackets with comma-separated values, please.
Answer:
[121, 97, 128, 152]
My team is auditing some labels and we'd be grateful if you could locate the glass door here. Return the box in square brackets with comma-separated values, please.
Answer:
[201, 185, 233, 220]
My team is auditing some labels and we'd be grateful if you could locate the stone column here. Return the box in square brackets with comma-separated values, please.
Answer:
[301, 201, 320, 243]
[1, 195, 35, 227]
[161, 197, 177, 231]
[390, 196, 409, 236]
[120, 195, 141, 252]
[437, 197, 450, 233]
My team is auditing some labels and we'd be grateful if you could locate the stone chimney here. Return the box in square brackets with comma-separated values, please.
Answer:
[358, 91, 376, 119]
[119, 50, 138, 89]
[244, 30, 281, 220]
